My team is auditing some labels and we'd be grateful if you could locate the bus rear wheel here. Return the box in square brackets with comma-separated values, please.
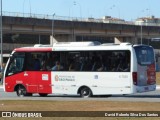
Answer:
[80, 87, 92, 98]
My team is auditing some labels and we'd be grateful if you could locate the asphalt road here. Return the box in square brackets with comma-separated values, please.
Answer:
[0, 86, 160, 102]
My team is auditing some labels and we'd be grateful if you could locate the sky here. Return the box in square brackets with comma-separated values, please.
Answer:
[2, 0, 160, 21]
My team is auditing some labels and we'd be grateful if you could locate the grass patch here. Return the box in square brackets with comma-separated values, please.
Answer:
[0, 100, 160, 111]
[0, 101, 160, 120]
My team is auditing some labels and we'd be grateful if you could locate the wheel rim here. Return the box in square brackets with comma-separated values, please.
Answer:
[17, 87, 26, 97]
[81, 88, 91, 98]
[17, 89, 22, 96]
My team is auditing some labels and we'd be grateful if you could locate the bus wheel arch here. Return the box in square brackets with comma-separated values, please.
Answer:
[14, 84, 32, 97]
[78, 86, 93, 98]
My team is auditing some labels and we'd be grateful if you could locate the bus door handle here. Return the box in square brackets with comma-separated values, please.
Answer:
[71, 85, 76, 87]
[92, 85, 98, 87]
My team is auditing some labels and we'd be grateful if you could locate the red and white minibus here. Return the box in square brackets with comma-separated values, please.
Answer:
[3, 42, 156, 97]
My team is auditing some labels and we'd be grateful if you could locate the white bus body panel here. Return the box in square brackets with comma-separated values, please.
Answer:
[51, 72, 132, 95]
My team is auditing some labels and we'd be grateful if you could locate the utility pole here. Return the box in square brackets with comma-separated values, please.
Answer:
[0, 0, 3, 84]
[141, 23, 143, 44]
[0, 0, 3, 66]
[51, 13, 55, 45]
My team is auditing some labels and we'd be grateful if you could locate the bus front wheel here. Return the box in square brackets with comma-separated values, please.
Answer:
[16, 86, 27, 97]
[80, 87, 92, 98]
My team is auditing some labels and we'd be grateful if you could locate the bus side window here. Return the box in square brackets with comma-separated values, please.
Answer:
[123, 51, 130, 72]
[25, 53, 34, 71]
[33, 58, 41, 71]
[41, 56, 47, 70]
[68, 59, 75, 71]
[51, 61, 64, 71]
[84, 58, 92, 71]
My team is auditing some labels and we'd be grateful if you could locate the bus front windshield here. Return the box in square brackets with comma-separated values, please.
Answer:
[6, 52, 25, 76]
[134, 46, 155, 65]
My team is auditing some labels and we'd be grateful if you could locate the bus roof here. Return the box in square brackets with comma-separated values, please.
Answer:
[13, 42, 149, 52]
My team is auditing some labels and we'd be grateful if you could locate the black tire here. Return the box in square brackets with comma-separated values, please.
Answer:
[80, 87, 92, 98]
[39, 93, 48, 97]
[16, 86, 27, 97]
[102, 95, 112, 97]
[26, 93, 33, 96]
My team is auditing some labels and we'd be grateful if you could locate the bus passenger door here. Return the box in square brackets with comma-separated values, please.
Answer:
[24, 71, 38, 93]
[37, 71, 52, 94]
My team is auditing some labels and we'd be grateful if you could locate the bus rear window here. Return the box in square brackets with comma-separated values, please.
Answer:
[134, 46, 154, 65]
